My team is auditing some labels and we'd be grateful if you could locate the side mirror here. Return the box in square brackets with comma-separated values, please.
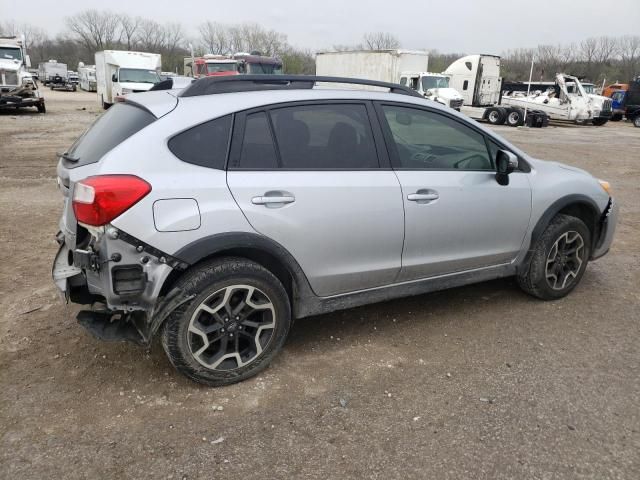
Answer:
[112, 73, 118, 82]
[495, 150, 518, 186]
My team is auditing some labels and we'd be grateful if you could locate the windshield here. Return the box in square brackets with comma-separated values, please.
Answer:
[582, 84, 595, 94]
[0, 47, 22, 61]
[421, 76, 450, 90]
[118, 68, 160, 84]
[207, 62, 237, 73]
[247, 63, 283, 74]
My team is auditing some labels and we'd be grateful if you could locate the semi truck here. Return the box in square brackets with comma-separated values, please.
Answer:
[444, 54, 547, 127]
[184, 55, 238, 77]
[95, 50, 161, 109]
[315, 49, 464, 109]
[38, 60, 68, 86]
[184, 53, 283, 77]
[0, 35, 45, 113]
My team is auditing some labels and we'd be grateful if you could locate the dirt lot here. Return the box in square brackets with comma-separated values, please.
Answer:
[1, 89, 639, 480]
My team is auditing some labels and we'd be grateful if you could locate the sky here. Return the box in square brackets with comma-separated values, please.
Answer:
[2, 0, 639, 54]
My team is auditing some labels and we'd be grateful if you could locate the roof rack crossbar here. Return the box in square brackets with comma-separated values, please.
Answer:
[179, 75, 423, 98]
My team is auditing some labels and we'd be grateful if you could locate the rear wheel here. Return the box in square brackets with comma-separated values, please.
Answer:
[517, 214, 591, 300]
[506, 109, 524, 127]
[161, 257, 292, 386]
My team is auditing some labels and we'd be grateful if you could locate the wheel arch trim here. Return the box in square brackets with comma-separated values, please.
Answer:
[170, 232, 317, 315]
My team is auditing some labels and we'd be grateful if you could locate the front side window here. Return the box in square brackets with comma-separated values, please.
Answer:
[269, 104, 379, 169]
[381, 105, 493, 170]
[168, 115, 232, 169]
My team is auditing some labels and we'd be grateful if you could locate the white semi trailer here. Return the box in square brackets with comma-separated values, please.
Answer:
[315, 49, 464, 110]
[95, 50, 161, 108]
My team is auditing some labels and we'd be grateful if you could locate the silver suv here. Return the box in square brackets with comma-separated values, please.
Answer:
[53, 75, 619, 386]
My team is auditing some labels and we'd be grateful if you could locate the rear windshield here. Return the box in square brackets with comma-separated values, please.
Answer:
[64, 103, 155, 168]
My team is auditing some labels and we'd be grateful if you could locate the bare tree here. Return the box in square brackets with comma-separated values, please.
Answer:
[618, 35, 640, 80]
[362, 32, 400, 50]
[199, 21, 229, 54]
[66, 10, 121, 51]
[595, 36, 618, 64]
[119, 15, 141, 50]
[136, 19, 166, 52]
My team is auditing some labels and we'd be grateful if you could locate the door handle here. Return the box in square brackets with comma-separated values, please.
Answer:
[251, 195, 295, 205]
[407, 192, 439, 202]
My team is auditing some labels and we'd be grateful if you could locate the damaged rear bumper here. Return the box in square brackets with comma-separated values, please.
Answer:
[52, 226, 192, 345]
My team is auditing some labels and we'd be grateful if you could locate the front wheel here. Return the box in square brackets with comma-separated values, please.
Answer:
[592, 118, 608, 126]
[610, 113, 623, 122]
[37, 103, 46, 113]
[517, 214, 591, 300]
[634, 116, 640, 128]
[161, 257, 292, 386]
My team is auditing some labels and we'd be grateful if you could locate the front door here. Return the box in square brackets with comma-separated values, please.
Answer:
[377, 103, 532, 281]
[227, 102, 405, 297]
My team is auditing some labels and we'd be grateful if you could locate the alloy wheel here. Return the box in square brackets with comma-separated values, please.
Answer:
[188, 285, 276, 370]
[545, 231, 584, 290]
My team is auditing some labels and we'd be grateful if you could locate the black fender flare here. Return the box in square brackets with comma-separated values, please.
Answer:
[172, 231, 317, 315]
[519, 194, 602, 273]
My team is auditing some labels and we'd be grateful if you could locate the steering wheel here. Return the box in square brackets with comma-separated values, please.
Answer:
[452, 154, 489, 169]
[410, 151, 437, 164]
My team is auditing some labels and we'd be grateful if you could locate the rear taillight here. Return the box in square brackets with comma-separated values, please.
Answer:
[72, 175, 151, 226]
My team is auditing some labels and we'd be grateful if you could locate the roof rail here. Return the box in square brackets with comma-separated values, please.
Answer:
[179, 74, 423, 98]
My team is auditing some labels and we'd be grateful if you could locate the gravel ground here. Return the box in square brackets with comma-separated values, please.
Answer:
[1, 89, 639, 480]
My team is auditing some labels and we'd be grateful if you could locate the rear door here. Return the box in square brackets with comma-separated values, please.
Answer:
[226, 101, 405, 297]
[376, 103, 531, 281]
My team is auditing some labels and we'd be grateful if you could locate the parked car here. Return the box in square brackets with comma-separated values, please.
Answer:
[52, 75, 618, 386]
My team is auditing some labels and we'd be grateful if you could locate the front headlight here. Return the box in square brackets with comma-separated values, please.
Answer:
[598, 179, 612, 195]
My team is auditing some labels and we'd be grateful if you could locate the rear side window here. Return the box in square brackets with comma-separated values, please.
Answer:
[65, 103, 155, 168]
[269, 104, 379, 169]
[168, 115, 232, 169]
[237, 112, 279, 169]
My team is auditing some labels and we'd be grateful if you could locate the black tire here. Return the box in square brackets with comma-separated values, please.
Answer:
[37, 103, 46, 113]
[101, 95, 111, 110]
[517, 214, 591, 300]
[161, 257, 292, 386]
[634, 116, 640, 128]
[486, 107, 506, 125]
[610, 113, 623, 122]
[506, 108, 524, 127]
[592, 118, 608, 126]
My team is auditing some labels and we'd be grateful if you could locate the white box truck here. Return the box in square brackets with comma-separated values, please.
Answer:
[315, 49, 463, 109]
[95, 50, 161, 108]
